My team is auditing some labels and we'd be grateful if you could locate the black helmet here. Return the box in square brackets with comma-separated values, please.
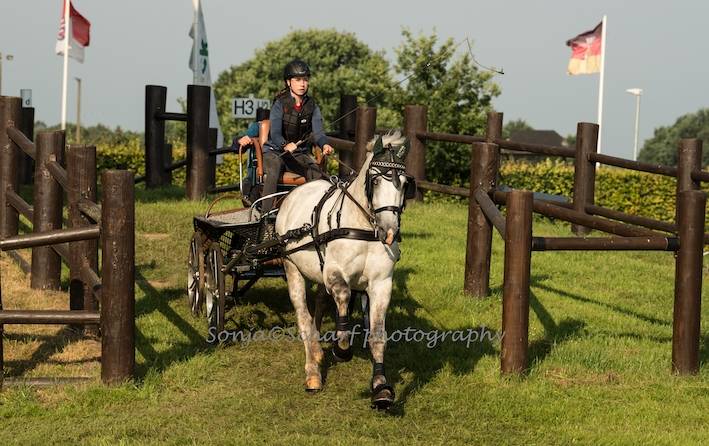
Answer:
[283, 59, 311, 80]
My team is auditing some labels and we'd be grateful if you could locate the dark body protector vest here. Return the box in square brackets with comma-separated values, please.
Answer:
[276, 90, 315, 144]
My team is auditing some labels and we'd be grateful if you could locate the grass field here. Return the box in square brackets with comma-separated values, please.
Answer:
[1, 186, 708, 445]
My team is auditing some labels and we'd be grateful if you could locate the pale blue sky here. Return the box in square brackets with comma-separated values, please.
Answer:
[1, 1, 707, 160]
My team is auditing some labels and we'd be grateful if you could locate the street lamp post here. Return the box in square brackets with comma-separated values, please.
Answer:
[0, 52, 15, 96]
[626, 88, 643, 161]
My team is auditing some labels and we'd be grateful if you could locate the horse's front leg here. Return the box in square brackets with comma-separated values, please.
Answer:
[367, 278, 395, 409]
[324, 266, 353, 362]
[284, 260, 323, 392]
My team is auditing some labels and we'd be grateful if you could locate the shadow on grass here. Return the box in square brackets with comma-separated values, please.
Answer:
[701, 334, 709, 367]
[528, 290, 585, 367]
[3, 327, 96, 377]
[533, 282, 671, 327]
[133, 266, 207, 378]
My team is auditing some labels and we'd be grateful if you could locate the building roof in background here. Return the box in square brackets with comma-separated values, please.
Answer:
[510, 129, 564, 147]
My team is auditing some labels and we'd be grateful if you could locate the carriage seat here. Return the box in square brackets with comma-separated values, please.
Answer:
[252, 119, 326, 186]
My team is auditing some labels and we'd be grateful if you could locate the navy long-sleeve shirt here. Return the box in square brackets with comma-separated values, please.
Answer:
[264, 96, 329, 154]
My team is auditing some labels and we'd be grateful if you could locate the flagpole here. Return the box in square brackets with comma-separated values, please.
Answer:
[596, 15, 607, 156]
[192, 0, 199, 84]
[60, 0, 70, 130]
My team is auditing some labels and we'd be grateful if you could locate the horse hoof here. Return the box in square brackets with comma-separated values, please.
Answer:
[305, 376, 322, 393]
[332, 343, 353, 363]
[370, 383, 395, 410]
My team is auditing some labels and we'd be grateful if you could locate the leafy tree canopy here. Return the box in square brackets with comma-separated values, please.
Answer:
[393, 29, 500, 184]
[639, 108, 709, 167]
[213, 29, 398, 141]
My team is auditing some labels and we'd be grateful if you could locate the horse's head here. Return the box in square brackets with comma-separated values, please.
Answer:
[365, 132, 417, 245]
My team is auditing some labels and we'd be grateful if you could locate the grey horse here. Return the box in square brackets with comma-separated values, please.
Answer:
[275, 132, 414, 409]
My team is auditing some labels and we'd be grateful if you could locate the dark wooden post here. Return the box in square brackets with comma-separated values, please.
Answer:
[501, 189, 533, 374]
[145, 85, 168, 188]
[485, 111, 503, 142]
[464, 142, 500, 297]
[20, 106, 35, 185]
[0, 96, 22, 239]
[186, 84, 211, 200]
[207, 127, 218, 189]
[100, 170, 135, 384]
[31, 131, 65, 290]
[67, 145, 99, 333]
[675, 139, 702, 221]
[353, 106, 376, 172]
[673, 189, 705, 374]
[571, 122, 599, 235]
[403, 105, 427, 200]
[338, 94, 357, 178]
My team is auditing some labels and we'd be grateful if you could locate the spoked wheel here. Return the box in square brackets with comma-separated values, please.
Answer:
[204, 244, 226, 344]
[187, 232, 205, 316]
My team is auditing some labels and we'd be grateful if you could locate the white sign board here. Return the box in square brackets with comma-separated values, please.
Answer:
[232, 95, 270, 119]
[20, 89, 32, 107]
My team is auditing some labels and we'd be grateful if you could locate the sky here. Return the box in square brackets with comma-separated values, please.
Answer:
[1, 1, 708, 160]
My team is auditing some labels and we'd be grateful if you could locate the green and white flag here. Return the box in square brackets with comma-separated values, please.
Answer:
[189, 0, 223, 151]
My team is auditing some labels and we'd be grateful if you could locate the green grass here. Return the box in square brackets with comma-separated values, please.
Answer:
[1, 187, 708, 445]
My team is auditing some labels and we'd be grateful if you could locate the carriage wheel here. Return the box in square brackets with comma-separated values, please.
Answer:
[187, 232, 206, 316]
[204, 244, 226, 343]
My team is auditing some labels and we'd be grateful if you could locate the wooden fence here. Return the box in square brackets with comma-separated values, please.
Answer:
[0, 96, 135, 387]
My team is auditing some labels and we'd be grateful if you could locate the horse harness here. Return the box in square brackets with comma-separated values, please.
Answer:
[272, 160, 415, 270]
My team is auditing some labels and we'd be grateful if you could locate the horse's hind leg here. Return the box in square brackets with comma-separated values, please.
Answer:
[324, 267, 353, 362]
[367, 279, 395, 409]
[313, 284, 329, 332]
[284, 260, 323, 392]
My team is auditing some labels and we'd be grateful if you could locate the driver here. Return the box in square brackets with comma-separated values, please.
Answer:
[261, 59, 334, 213]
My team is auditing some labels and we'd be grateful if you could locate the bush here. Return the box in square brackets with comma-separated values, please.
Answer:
[499, 160, 688, 224]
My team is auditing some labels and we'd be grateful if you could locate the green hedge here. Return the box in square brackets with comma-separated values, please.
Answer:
[499, 160, 689, 225]
[96, 144, 701, 226]
[96, 142, 247, 187]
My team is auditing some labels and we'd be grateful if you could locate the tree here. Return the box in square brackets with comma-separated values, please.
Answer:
[639, 108, 709, 166]
[393, 30, 501, 185]
[502, 119, 533, 139]
[213, 29, 399, 141]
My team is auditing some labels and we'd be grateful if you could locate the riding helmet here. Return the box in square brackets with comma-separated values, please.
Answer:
[283, 59, 311, 80]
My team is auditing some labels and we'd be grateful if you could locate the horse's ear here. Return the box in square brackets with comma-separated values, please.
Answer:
[395, 139, 410, 160]
[372, 136, 384, 156]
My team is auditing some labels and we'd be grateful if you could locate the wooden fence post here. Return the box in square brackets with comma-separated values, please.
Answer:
[207, 127, 218, 189]
[100, 170, 135, 384]
[186, 84, 211, 200]
[672, 138, 704, 375]
[31, 131, 65, 290]
[353, 106, 376, 172]
[403, 105, 427, 201]
[485, 111, 503, 142]
[67, 145, 99, 333]
[675, 138, 702, 217]
[571, 122, 599, 236]
[501, 189, 533, 374]
[0, 96, 22, 239]
[338, 94, 357, 178]
[464, 142, 500, 297]
[145, 85, 168, 188]
[20, 106, 35, 185]
[673, 189, 704, 374]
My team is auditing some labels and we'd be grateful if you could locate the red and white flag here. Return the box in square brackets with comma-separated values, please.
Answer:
[55, 1, 91, 63]
[566, 22, 602, 75]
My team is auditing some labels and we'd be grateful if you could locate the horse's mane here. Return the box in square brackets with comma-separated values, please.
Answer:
[365, 131, 406, 152]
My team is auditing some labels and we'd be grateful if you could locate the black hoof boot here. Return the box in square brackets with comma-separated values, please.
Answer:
[332, 342, 353, 362]
[370, 363, 395, 410]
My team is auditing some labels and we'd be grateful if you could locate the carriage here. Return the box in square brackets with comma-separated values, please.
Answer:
[187, 131, 414, 408]
[187, 193, 289, 341]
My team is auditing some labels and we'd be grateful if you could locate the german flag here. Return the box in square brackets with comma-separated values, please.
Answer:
[566, 22, 602, 75]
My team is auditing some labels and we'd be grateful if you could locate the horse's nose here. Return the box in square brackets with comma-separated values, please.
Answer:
[385, 229, 395, 246]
